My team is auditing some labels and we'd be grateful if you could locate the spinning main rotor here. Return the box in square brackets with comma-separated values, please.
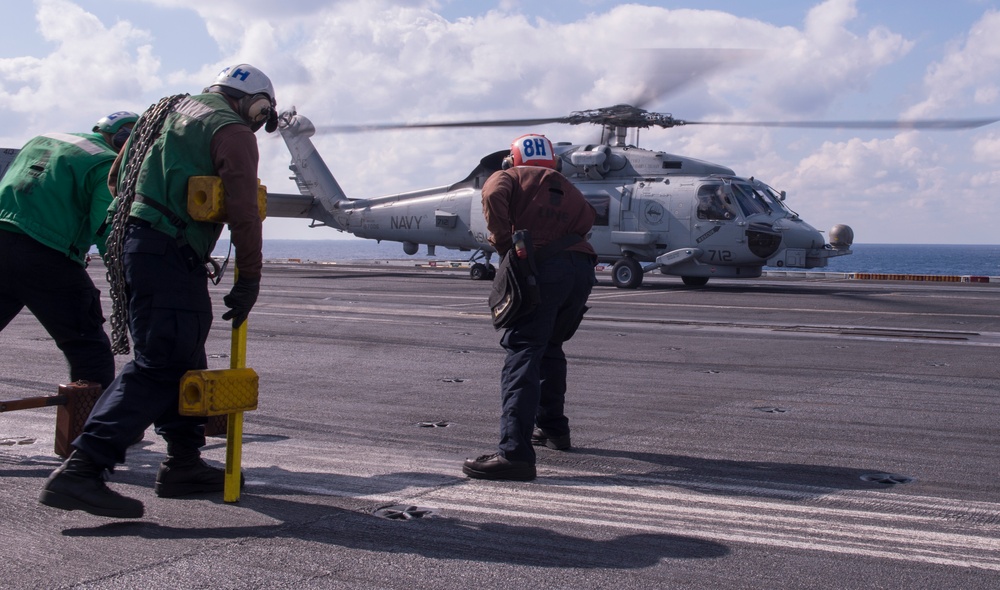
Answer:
[311, 103, 998, 148]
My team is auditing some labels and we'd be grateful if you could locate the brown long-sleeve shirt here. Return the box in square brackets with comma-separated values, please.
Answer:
[210, 124, 263, 280]
[481, 166, 596, 259]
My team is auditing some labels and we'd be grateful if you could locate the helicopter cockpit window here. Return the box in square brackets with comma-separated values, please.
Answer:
[696, 184, 737, 220]
[730, 182, 770, 217]
[584, 194, 610, 226]
[755, 182, 791, 214]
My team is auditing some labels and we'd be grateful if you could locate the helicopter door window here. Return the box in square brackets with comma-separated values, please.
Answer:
[584, 194, 610, 226]
[696, 184, 736, 221]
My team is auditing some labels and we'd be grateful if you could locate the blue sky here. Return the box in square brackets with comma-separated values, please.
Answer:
[2, 0, 999, 244]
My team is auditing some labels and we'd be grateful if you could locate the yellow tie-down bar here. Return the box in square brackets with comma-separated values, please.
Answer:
[178, 175, 266, 502]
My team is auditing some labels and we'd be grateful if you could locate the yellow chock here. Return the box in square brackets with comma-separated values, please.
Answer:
[179, 314, 256, 502]
[187, 176, 267, 222]
[179, 368, 258, 416]
[179, 366, 256, 503]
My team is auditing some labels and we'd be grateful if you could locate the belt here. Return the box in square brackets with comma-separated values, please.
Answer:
[127, 217, 152, 229]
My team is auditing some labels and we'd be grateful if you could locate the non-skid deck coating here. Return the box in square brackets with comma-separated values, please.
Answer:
[1, 262, 998, 589]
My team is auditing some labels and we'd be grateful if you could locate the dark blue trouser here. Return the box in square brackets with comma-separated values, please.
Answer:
[0, 230, 115, 388]
[498, 251, 595, 463]
[74, 224, 211, 469]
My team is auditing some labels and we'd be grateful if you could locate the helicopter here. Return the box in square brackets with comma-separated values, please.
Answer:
[263, 104, 996, 288]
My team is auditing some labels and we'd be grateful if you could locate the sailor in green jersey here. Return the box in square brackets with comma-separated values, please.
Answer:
[0, 111, 138, 389]
[40, 64, 276, 519]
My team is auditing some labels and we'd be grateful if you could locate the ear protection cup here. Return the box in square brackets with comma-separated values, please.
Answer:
[245, 95, 271, 123]
[501, 155, 514, 170]
[240, 93, 276, 132]
[110, 127, 132, 151]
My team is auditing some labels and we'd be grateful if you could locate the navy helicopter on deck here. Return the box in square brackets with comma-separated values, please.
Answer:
[263, 104, 995, 288]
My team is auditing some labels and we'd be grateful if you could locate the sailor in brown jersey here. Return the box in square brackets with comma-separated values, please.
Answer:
[464, 134, 597, 481]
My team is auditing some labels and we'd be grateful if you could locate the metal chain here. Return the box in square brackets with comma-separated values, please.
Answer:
[105, 94, 188, 355]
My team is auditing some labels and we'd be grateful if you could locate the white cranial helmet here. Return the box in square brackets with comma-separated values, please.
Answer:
[206, 64, 277, 132]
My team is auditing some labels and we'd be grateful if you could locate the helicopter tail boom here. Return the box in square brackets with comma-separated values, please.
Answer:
[263, 191, 343, 227]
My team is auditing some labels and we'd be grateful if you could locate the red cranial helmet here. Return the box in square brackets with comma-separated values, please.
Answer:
[505, 134, 557, 169]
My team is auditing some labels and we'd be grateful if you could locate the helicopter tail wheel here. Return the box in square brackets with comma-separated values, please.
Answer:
[470, 263, 489, 280]
[611, 258, 643, 289]
[681, 276, 709, 287]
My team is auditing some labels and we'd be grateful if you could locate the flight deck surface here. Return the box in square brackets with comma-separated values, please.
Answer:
[2, 262, 998, 589]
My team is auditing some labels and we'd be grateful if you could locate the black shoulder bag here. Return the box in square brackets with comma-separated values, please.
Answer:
[488, 232, 582, 330]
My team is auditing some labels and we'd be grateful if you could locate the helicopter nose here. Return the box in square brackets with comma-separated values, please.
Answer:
[775, 219, 826, 250]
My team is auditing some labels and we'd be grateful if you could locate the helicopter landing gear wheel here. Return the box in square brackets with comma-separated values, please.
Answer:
[681, 276, 709, 287]
[611, 257, 643, 289]
[486, 264, 496, 280]
[470, 263, 489, 280]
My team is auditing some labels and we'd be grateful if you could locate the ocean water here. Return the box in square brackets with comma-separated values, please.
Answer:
[815, 244, 1000, 276]
[213, 239, 1000, 277]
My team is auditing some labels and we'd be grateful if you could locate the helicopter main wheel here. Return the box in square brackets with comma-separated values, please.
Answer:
[681, 276, 709, 287]
[486, 264, 496, 280]
[470, 263, 490, 280]
[611, 258, 644, 289]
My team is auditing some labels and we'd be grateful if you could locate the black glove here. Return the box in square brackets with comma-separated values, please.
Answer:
[222, 277, 260, 328]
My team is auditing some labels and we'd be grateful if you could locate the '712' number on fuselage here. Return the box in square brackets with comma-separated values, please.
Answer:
[708, 250, 733, 262]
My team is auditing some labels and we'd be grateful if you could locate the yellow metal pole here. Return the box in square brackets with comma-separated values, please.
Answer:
[224, 270, 247, 503]
[184, 176, 265, 503]
[224, 410, 244, 502]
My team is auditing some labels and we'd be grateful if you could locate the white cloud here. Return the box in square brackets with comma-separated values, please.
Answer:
[0, 0, 161, 138]
[765, 129, 1000, 244]
[905, 9, 1000, 118]
[1, 0, 159, 106]
[247, 0, 928, 197]
[676, 0, 913, 119]
[972, 132, 1000, 164]
[1, 0, 998, 243]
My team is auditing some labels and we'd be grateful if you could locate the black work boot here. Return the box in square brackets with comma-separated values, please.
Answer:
[155, 455, 243, 498]
[531, 427, 571, 451]
[462, 453, 536, 481]
[39, 450, 144, 519]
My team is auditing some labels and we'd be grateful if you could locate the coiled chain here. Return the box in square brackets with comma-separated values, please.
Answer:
[105, 94, 188, 355]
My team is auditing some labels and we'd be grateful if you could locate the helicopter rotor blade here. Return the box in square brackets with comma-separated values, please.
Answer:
[314, 116, 574, 134]
[677, 118, 1000, 130]
[628, 48, 761, 110]
[581, 48, 761, 144]
[311, 105, 998, 136]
